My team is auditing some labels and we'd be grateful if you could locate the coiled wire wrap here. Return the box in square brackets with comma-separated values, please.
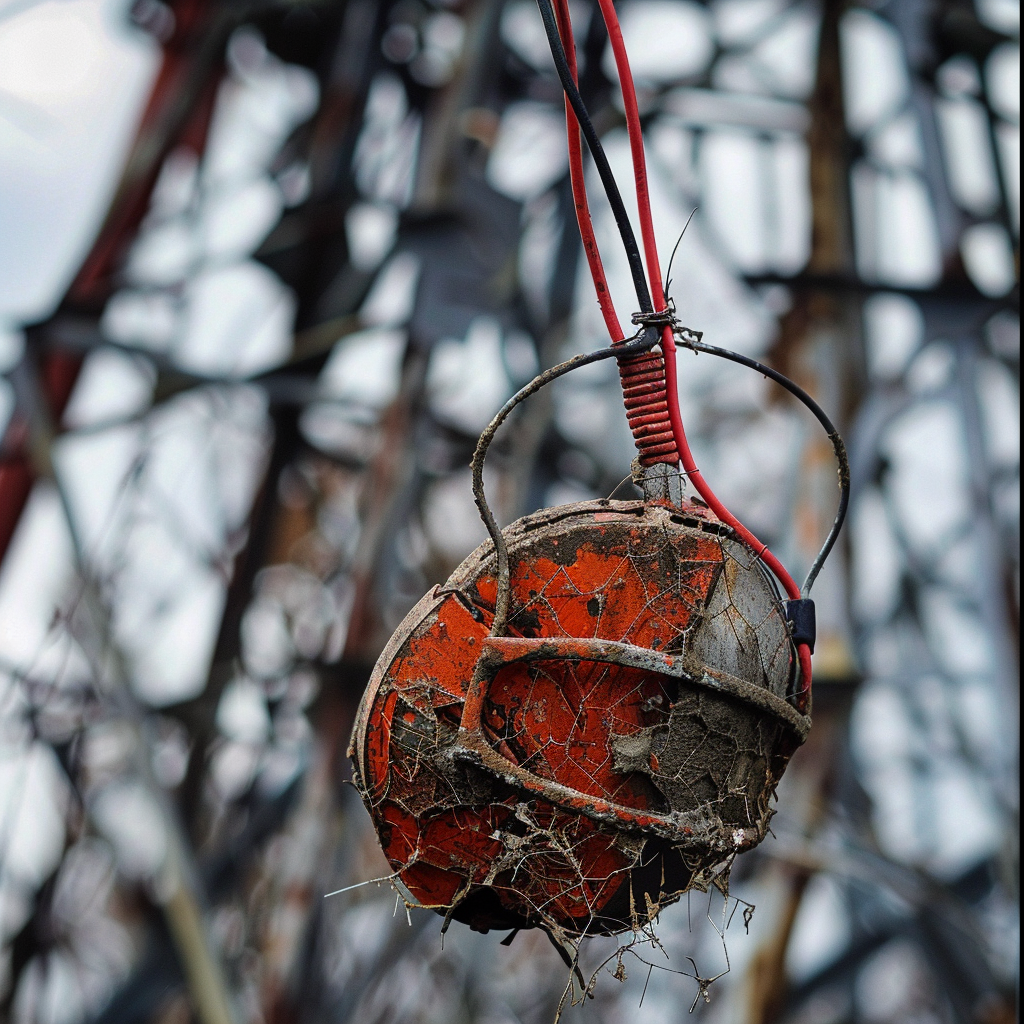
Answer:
[617, 329, 680, 464]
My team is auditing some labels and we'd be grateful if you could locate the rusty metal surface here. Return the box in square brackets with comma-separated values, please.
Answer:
[350, 499, 805, 937]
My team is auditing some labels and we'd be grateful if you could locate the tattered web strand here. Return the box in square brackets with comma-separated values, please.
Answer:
[322, 873, 398, 898]
[664, 208, 698, 299]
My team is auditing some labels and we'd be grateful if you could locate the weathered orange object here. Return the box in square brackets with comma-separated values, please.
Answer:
[350, 498, 810, 937]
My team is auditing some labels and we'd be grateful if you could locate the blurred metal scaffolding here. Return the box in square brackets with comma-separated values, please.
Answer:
[0, 1, 1017, 1022]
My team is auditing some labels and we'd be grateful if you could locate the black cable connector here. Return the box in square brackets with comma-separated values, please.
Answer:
[785, 599, 816, 653]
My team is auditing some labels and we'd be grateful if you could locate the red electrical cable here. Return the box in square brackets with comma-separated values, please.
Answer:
[553, 0, 623, 343]
[566, 0, 812, 700]
[594, 0, 664, 311]
[553, 0, 680, 468]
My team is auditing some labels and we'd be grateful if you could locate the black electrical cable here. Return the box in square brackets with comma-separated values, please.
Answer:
[534, 0, 653, 314]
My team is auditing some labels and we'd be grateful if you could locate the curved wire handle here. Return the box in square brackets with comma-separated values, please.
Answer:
[470, 323, 849, 636]
[471, 330, 661, 636]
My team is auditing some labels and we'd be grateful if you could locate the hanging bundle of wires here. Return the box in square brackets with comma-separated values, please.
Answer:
[349, 0, 852, 946]
[517, 0, 851, 704]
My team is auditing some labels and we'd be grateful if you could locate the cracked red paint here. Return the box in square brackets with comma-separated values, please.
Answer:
[350, 500, 809, 936]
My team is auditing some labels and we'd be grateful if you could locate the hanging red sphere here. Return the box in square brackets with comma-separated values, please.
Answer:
[350, 497, 809, 936]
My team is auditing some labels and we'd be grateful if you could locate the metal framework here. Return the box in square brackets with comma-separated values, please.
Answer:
[0, 1, 1016, 1022]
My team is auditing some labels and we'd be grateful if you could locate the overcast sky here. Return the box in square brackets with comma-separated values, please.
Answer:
[0, 0, 157, 327]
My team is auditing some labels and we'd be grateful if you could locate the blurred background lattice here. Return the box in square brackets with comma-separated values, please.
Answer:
[0, 0, 1017, 1022]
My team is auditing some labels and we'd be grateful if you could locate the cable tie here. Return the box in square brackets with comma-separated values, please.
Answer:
[630, 302, 676, 330]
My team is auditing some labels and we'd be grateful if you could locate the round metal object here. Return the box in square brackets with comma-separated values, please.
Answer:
[350, 499, 810, 936]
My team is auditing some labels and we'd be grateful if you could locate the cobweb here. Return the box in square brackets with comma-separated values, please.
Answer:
[351, 502, 804, 1013]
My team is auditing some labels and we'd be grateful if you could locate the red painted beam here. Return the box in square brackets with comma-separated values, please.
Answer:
[0, 0, 223, 565]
